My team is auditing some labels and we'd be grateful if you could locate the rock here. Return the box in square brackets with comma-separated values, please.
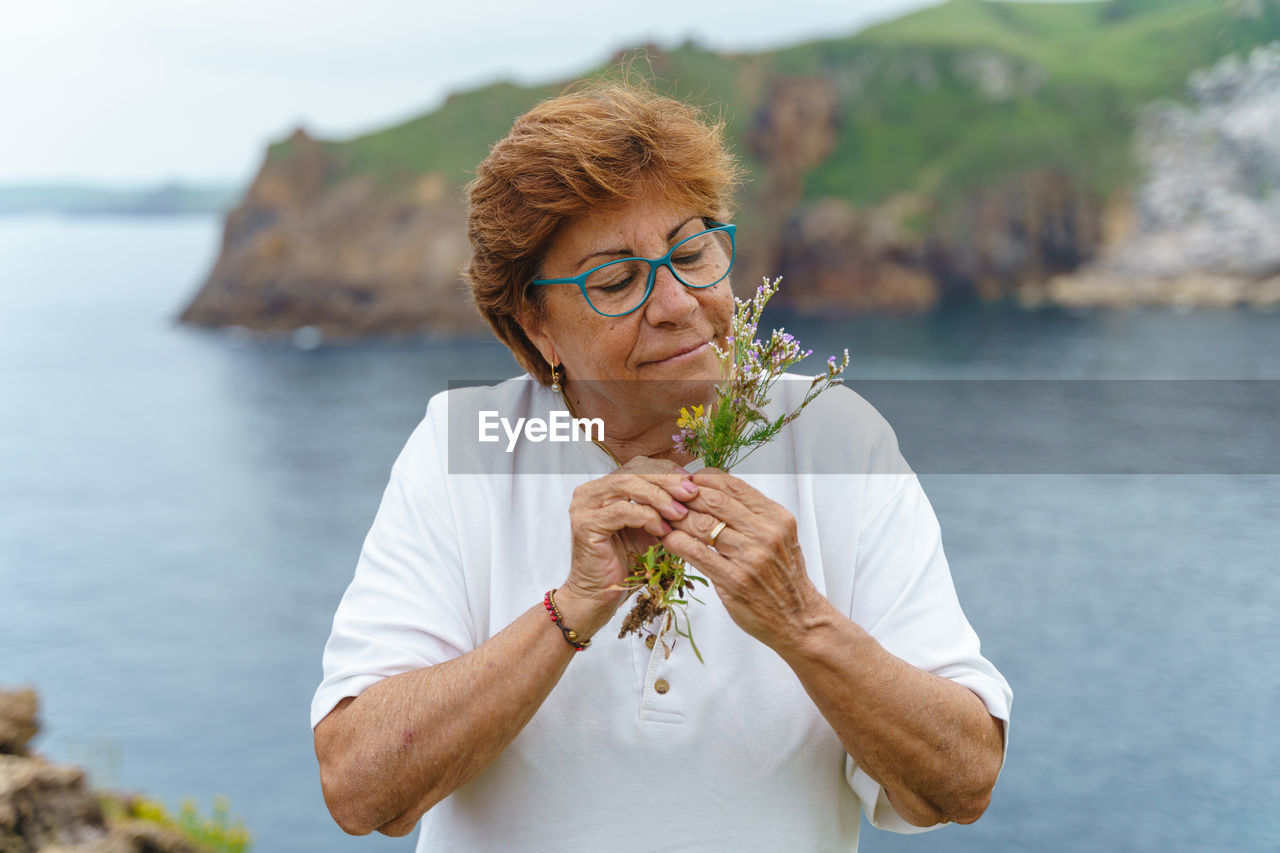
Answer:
[748, 76, 840, 190]
[0, 690, 38, 756]
[39, 839, 135, 853]
[1044, 271, 1280, 310]
[108, 820, 203, 853]
[767, 168, 1105, 314]
[744, 74, 843, 291]
[1042, 42, 1280, 308]
[0, 756, 204, 853]
[928, 169, 1104, 302]
[775, 197, 938, 314]
[1252, 275, 1280, 309]
[35, 818, 203, 853]
[953, 49, 1043, 102]
[1088, 42, 1280, 281]
[0, 689, 202, 853]
[0, 754, 107, 851]
[179, 138, 481, 338]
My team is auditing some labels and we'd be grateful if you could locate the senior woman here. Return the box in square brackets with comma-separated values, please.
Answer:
[312, 80, 1010, 851]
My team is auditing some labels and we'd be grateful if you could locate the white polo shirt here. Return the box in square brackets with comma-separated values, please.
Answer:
[312, 375, 1012, 852]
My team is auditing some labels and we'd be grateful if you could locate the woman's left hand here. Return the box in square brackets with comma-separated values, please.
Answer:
[659, 468, 830, 649]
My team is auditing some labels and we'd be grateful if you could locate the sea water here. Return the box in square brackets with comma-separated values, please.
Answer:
[1, 216, 1277, 852]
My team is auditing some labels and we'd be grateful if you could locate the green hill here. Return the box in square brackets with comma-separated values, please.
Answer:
[182, 0, 1280, 335]
[278, 0, 1279, 207]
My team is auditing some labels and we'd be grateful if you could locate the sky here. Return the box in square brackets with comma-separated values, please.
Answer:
[0, 0, 943, 187]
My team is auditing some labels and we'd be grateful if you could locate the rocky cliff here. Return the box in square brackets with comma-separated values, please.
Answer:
[177, 1, 1280, 337]
[0, 688, 205, 853]
[1048, 42, 1280, 308]
[773, 168, 1106, 313]
[179, 129, 478, 337]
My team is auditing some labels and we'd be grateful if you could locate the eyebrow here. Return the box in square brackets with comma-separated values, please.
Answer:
[572, 216, 702, 271]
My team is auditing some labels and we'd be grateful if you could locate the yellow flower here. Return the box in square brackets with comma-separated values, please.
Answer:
[677, 405, 706, 429]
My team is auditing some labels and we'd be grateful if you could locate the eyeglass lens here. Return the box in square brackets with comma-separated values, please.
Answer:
[582, 229, 733, 316]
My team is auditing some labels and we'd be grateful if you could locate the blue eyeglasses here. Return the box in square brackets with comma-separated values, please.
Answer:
[531, 221, 736, 317]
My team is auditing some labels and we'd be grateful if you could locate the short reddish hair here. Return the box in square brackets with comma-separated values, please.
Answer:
[464, 78, 742, 384]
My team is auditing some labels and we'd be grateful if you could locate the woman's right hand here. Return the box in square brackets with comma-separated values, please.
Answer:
[556, 457, 699, 636]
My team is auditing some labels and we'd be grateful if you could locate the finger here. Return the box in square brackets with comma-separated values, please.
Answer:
[590, 500, 674, 540]
[616, 456, 701, 501]
[680, 479, 756, 531]
[593, 473, 695, 519]
[658, 528, 736, 585]
[685, 472, 799, 550]
[618, 527, 659, 556]
[670, 508, 741, 553]
[691, 468, 780, 516]
[618, 464, 701, 499]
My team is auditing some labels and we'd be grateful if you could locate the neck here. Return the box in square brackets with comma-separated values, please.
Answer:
[558, 383, 704, 467]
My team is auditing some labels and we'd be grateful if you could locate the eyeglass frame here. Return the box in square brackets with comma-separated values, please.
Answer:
[529, 220, 736, 317]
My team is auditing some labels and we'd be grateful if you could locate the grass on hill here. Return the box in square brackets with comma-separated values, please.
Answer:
[264, 0, 1280, 211]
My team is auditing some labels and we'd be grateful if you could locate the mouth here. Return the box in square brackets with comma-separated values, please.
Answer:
[642, 341, 711, 367]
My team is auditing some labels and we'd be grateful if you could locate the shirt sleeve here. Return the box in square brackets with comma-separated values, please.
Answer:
[842, 474, 1013, 834]
[310, 407, 475, 730]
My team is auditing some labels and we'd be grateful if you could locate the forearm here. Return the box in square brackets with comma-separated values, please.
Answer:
[774, 594, 1005, 827]
[315, 592, 603, 836]
[660, 468, 1004, 824]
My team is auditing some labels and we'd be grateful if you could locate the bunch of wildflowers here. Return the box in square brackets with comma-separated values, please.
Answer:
[617, 277, 849, 660]
[673, 277, 849, 469]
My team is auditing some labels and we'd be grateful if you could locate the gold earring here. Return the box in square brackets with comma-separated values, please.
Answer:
[550, 364, 561, 393]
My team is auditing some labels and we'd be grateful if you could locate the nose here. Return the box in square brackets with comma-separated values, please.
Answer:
[642, 261, 698, 324]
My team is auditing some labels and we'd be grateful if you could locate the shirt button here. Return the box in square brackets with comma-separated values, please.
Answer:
[645, 635, 657, 650]
[654, 678, 670, 694]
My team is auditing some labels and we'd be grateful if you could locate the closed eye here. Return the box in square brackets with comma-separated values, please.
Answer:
[588, 267, 640, 292]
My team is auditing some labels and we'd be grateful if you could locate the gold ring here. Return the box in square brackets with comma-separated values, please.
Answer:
[707, 520, 728, 548]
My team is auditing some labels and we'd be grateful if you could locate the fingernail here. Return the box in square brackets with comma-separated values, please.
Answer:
[679, 479, 699, 497]
[671, 502, 688, 518]
[660, 521, 673, 535]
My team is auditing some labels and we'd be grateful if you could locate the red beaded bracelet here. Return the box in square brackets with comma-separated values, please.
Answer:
[543, 589, 591, 652]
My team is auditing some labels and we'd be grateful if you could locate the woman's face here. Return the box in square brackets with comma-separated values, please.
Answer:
[522, 197, 734, 424]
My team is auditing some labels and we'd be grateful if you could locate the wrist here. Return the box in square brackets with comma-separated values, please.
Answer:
[543, 589, 592, 651]
[764, 584, 842, 658]
[551, 584, 618, 641]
